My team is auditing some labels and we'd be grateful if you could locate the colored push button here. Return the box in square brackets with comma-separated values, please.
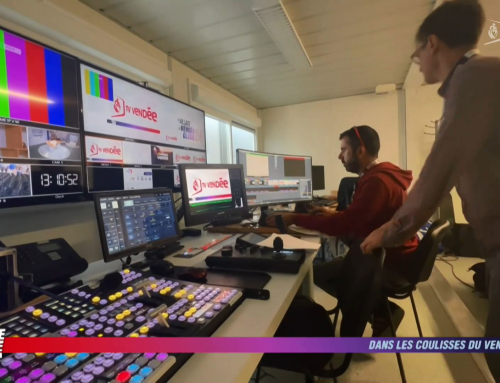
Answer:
[187, 294, 195, 301]
[161, 313, 168, 319]
[9, 361, 22, 370]
[159, 289, 167, 295]
[130, 376, 144, 383]
[98, 334, 103, 337]
[124, 269, 130, 274]
[150, 284, 157, 289]
[29, 368, 45, 379]
[40, 373, 56, 383]
[116, 314, 124, 321]
[76, 353, 89, 362]
[108, 295, 116, 302]
[92, 297, 100, 304]
[122, 310, 131, 317]
[130, 333, 139, 338]
[174, 293, 182, 299]
[65, 359, 79, 369]
[65, 353, 77, 358]
[33, 309, 43, 317]
[139, 326, 149, 335]
[178, 289, 186, 295]
[115, 292, 123, 299]
[0, 368, 7, 378]
[127, 287, 133, 293]
[35, 353, 46, 357]
[189, 307, 197, 313]
[139, 367, 153, 377]
[55, 355, 68, 365]
[184, 311, 192, 318]
[116, 371, 131, 383]
[126, 364, 140, 374]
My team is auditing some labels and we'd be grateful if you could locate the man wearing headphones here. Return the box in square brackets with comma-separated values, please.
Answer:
[267, 125, 419, 335]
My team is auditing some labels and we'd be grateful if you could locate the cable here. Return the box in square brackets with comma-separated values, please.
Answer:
[436, 255, 475, 290]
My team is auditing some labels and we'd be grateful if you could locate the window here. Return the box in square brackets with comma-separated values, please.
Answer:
[205, 115, 231, 164]
[231, 122, 256, 163]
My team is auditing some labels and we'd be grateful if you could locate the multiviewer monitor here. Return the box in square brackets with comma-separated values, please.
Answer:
[0, 26, 84, 209]
[237, 149, 313, 207]
[81, 62, 206, 194]
[94, 188, 181, 262]
[312, 165, 325, 191]
[178, 164, 248, 227]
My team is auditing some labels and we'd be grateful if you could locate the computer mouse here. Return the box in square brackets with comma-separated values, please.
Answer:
[178, 267, 208, 283]
[150, 260, 175, 277]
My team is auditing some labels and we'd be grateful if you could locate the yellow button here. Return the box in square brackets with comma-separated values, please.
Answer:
[124, 269, 130, 274]
[187, 294, 195, 301]
[164, 287, 171, 293]
[184, 312, 192, 318]
[115, 292, 123, 299]
[98, 334, 103, 338]
[92, 297, 100, 304]
[189, 307, 197, 313]
[160, 289, 167, 295]
[108, 295, 116, 302]
[139, 327, 149, 334]
[161, 313, 168, 319]
[79, 328, 85, 332]
[116, 314, 124, 321]
[33, 309, 42, 317]
[150, 284, 157, 289]
[35, 353, 45, 357]
[174, 293, 182, 299]
[65, 353, 77, 357]
[11, 335, 19, 338]
[178, 290, 186, 295]
[130, 333, 139, 338]
[138, 290, 144, 296]
[127, 287, 133, 293]
[122, 310, 131, 317]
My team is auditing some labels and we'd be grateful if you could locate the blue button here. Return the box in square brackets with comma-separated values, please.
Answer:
[127, 364, 140, 374]
[130, 375, 144, 383]
[76, 353, 89, 362]
[65, 359, 79, 368]
[55, 355, 68, 365]
[139, 367, 152, 377]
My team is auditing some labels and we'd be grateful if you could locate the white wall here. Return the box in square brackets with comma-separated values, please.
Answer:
[262, 92, 401, 194]
[0, 0, 259, 264]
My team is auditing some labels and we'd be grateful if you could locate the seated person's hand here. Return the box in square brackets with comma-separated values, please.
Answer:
[324, 190, 338, 201]
[309, 206, 337, 215]
[265, 213, 295, 228]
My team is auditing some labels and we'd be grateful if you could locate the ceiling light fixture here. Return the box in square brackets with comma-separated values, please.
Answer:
[252, 0, 312, 70]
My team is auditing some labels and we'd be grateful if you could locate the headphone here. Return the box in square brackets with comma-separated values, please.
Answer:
[353, 126, 365, 149]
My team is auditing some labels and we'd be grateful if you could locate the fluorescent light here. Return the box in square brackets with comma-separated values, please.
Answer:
[253, 0, 312, 70]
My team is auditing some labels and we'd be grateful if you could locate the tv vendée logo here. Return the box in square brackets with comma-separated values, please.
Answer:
[0, 328, 5, 358]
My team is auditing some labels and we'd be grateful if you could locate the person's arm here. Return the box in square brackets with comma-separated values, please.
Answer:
[292, 177, 390, 238]
[381, 63, 500, 247]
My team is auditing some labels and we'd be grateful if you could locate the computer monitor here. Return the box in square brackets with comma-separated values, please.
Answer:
[312, 165, 325, 191]
[178, 164, 248, 227]
[236, 149, 313, 207]
[0, 26, 85, 209]
[94, 188, 181, 262]
[81, 62, 206, 194]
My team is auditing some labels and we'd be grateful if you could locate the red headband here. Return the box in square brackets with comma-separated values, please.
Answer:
[353, 126, 365, 149]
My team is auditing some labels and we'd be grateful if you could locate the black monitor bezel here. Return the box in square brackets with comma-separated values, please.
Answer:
[79, 60, 207, 197]
[178, 163, 249, 227]
[94, 188, 182, 263]
[236, 148, 313, 207]
[312, 165, 326, 191]
[0, 24, 86, 210]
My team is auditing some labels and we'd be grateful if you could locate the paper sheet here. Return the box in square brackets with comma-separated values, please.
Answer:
[257, 233, 321, 250]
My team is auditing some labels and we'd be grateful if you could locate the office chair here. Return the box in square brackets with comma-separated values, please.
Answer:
[255, 245, 399, 383]
[336, 177, 358, 211]
[382, 220, 450, 338]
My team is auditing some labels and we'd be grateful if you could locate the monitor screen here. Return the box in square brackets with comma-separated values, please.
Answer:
[80, 63, 206, 194]
[237, 149, 313, 206]
[0, 28, 84, 209]
[94, 189, 181, 262]
[312, 165, 325, 191]
[179, 164, 248, 227]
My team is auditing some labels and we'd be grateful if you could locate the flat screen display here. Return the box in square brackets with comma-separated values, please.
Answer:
[0, 28, 83, 209]
[81, 63, 206, 193]
[237, 149, 313, 206]
[94, 189, 180, 262]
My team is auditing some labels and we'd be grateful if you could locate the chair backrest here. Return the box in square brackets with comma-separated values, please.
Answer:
[408, 219, 450, 285]
[336, 243, 385, 337]
[337, 177, 358, 211]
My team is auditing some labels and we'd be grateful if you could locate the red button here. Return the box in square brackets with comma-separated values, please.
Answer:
[116, 371, 131, 383]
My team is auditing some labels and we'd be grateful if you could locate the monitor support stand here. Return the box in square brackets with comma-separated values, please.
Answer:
[121, 242, 185, 270]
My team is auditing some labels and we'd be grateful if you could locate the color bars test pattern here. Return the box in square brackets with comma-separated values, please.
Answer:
[0, 30, 79, 128]
[84, 69, 113, 101]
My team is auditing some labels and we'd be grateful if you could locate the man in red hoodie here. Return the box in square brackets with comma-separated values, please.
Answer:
[267, 125, 419, 335]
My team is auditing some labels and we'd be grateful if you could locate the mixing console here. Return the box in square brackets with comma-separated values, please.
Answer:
[0, 268, 244, 382]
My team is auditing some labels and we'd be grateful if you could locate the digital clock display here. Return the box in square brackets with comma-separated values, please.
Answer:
[31, 165, 83, 196]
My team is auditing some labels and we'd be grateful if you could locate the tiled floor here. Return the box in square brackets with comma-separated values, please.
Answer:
[249, 279, 487, 383]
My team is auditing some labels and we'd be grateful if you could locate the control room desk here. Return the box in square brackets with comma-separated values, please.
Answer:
[76, 229, 319, 383]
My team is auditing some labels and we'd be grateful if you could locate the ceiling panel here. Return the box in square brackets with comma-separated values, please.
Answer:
[80, 0, 434, 108]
